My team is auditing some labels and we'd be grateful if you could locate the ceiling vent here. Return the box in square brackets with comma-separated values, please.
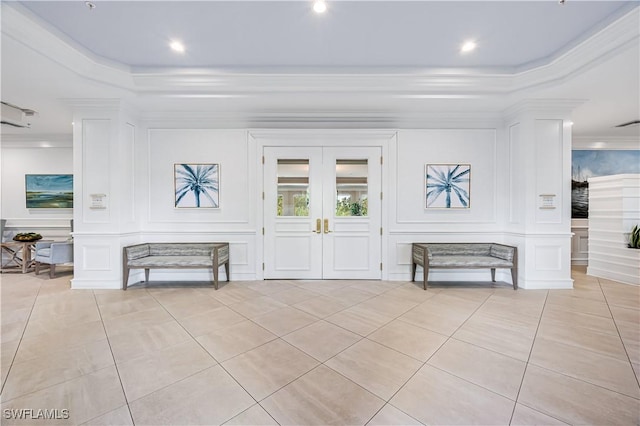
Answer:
[1, 101, 38, 128]
[615, 120, 640, 128]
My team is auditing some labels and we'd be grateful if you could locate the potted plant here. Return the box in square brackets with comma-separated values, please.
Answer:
[629, 225, 640, 249]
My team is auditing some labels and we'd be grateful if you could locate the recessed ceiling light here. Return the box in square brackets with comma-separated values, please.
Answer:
[460, 40, 477, 53]
[313, 1, 327, 14]
[85, 1, 95, 10]
[170, 40, 185, 53]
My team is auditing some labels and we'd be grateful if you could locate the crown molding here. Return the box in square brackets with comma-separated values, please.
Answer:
[572, 136, 640, 150]
[0, 133, 72, 148]
[2, 3, 638, 99]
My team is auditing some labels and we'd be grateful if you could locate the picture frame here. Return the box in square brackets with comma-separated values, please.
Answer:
[174, 163, 220, 208]
[25, 174, 73, 208]
[425, 164, 470, 209]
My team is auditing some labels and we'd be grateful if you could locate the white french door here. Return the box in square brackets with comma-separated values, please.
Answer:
[264, 146, 381, 279]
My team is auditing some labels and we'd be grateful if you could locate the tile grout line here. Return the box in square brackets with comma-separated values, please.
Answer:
[508, 289, 552, 425]
[595, 277, 640, 394]
[0, 278, 43, 397]
[360, 288, 498, 425]
[90, 288, 136, 425]
[143, 288, 283, 426]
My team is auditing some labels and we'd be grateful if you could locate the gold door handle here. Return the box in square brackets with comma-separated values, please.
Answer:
[324, 218, 332, 233]
[313, 218, 321, 233]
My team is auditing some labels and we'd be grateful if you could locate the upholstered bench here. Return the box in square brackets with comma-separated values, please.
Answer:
[412, 243, 517, 290]
[122, 242, 229, 290]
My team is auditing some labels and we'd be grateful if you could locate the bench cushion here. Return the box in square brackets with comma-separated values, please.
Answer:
[429, 255, 513, 268]
[128, 255, 212, 268]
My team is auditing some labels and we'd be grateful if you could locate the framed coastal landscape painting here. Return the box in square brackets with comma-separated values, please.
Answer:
[25, 174, 73, 208]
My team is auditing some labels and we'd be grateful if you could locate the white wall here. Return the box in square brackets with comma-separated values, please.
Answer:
[140, 129, 258, 281]
[388, 128, 507, 282]
[1, 146, 73, 240]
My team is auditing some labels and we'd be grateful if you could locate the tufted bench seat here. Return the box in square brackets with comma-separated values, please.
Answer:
[123, 242, 229, 290]
[412, 243, 517, 290]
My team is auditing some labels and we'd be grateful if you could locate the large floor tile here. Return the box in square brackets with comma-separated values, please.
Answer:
[357, 294, 420, 318]
[266, 287, 320, 305]
[247, 280, 297, 295]
[541, 304, 618, 336]
[177, 306, 246, 337]
[261, 365, 385, 425]
[366, 404, 423, 426]
[510, 404, 568, 425]
[130, 365, 255, 425]
[529, 337, 640, 398]
[196, 320, 276, 361]
[117, 339, 216, 401]
[452, 314, 536, 361]
[15, 320, 107, 362]
[95, 294, 160, 320]
[228, 296, 287, 319]
[211, 286, 264, 305]
[427, 338, 526, 400]
[519, 365, 640, 425]
[108, 320, 193, 363]
[224, 404, 278, 425]
[0, 366, 126, 425]
[222, 339, 319, 400]
[2, 339, 114, 401]
[326, 304, 394, 336]
[81, 405, 133, 426]
[102, 306, 175, 336]
[390, 365, 514, 425]
[293, 295, 352, 318]
[545, 293, 612, 318]
[536, 321, 628, 361]
[283, 320, 361, 362]
[251, 306, 318, 336]
[367, 319, 448, 361]
[397, 295, 479, 336]
[326, 339, 422, 400]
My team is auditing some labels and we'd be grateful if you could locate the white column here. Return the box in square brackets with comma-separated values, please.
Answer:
[70, 100, 139, 289]
[503, 100, 582, 289]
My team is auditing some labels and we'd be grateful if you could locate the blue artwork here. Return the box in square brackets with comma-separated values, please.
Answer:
[174, 164, 220, 208]
[25, 174, 73, 208]
[572, 150, 640, 218]
[426, 164, 470, 209]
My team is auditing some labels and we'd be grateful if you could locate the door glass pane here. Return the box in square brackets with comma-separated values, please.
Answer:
[277, 159, 309, 216]
[336, 159, 368, 216]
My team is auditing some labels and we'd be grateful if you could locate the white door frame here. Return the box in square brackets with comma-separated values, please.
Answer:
[250, 129, 396, 280]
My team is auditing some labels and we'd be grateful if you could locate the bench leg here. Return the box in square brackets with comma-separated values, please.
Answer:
[491, 268, 496, 282]
[411, 262, 417, 282]
[123, 266, 129, 290]
[423, 265, 428, 290]
[49, 264, 56, 279]
[213, 266, 219, 290]
[224, 262, 230, 282]
[511, 268, 518, 290]
[144, 268, 150, 282]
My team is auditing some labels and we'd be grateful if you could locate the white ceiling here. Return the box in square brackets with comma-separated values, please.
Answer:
[17, 1, 634, 71]
[1, 1, 639, 141]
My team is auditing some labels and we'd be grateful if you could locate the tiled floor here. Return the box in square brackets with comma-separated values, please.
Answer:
[1, 267, 639, 425]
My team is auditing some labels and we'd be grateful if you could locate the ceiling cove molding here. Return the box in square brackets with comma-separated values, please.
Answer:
[138, 110, 505, 128]
[0, 133, 72, 148]
[2, 3, 638, 97]
[502, 99, 587, 124]
[572, 136, 640, 150]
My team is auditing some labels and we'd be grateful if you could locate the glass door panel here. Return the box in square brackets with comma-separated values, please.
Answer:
[335, 159, 368, 217]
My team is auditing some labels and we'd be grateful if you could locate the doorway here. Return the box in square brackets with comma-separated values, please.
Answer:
[263, 146, 382, 279]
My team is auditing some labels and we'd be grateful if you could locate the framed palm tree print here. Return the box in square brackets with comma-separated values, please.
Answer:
[425, 164, 470, 209]
[174, 163, 220, 208]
